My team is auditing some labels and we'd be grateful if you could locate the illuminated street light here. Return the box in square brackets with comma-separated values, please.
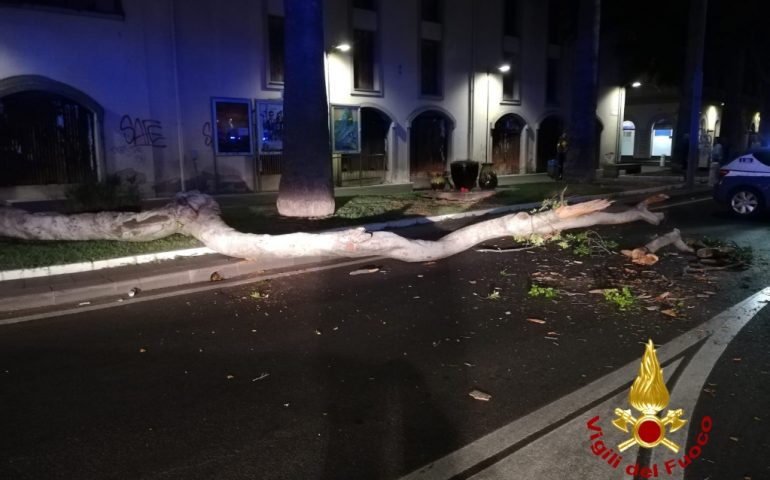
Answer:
[498, 64, 511, 73]
[334, 43, 351, 52]
[631, 81, 642, 88]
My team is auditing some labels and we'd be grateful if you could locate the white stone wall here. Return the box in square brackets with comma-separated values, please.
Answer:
[1, 0, 584, 200]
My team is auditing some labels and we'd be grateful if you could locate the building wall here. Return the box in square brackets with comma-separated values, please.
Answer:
[0, 0, 582, 202]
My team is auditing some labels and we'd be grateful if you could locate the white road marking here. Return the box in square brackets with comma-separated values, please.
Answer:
[399, 287, 770, 480]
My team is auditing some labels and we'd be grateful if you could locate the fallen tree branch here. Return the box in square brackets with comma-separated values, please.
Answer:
[0, 193, 665, 263]
[622, 228, 693, 265]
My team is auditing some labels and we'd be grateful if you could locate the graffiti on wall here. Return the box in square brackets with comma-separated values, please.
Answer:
[119, 115, 166, 148]
[202, 121, 213, 146]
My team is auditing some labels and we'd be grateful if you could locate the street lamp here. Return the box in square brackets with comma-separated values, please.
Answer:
[334, 42, 351, 52]
[631, 81, 642, 88]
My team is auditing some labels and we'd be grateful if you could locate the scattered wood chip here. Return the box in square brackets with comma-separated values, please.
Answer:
[544, 336, 559, 340]
[252, 372, 270, 381]
[660, 309, 678, 317]
[526, 318, 546, 324]
[139, 348, 146, 353]
[469, 389, 492, 401]
[644, 306, 660, 311]
[589, 289, 605, 294]
[729, 436, 739, 442]
[655, 291, 671, 301]
[226, 374, 235, 380]
[732, 357, 742, 362]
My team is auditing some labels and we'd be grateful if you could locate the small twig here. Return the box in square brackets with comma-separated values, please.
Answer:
[476, 245, 539, 253]
[684, 262, 745, 274]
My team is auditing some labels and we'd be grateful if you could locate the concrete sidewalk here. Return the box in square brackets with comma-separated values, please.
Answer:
[0, 182, 712, 315]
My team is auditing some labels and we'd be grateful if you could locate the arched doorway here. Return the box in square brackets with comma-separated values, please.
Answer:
[492, 114, 525, 174]
[621, 120, 635, 157]
[339, 107, 390, 186]
[651, 118, 673, 157]
[536, 115, 563, 173]
[0, 90, 98, 186]
[410, 110, 453, 176]
[1, 76, 102, 188]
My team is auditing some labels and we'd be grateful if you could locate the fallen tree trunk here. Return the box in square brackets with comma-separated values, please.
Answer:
[0, 192, 665, 263]
[621, 228, 694, 265]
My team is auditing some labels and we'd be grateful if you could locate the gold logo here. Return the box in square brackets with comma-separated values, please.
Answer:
[612, 339, 687, 452]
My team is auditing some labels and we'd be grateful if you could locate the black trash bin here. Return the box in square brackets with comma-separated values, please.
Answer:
[450, 160, 479, 190]
[547, 158, 562, 180]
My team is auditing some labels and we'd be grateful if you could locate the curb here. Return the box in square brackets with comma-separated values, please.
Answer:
[0, 253, 336, 313]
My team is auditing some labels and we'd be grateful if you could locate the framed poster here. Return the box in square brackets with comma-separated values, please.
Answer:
[211, 97, 253, 155]
[256, 101, 284, 154]
[331, 105, 361, 153]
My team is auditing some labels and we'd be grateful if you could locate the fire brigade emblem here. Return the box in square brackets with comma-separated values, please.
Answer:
[612, 340, 687, 452]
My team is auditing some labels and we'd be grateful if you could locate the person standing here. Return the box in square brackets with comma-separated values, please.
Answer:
[556, 132, 569, 180]
[711, 137, 724, 164]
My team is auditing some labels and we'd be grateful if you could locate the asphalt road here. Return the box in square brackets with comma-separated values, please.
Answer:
[1, 196, 769, 480]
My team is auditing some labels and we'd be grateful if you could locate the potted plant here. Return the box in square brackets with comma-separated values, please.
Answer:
[430, 171, 446, 190]
[478, 163, 498, 190]
[450, 160, 479, 191]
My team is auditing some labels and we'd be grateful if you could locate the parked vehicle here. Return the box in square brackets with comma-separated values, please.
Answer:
[713, 148, 770, 216]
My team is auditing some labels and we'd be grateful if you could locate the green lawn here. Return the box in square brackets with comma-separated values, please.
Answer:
[0, 182, 625, 270]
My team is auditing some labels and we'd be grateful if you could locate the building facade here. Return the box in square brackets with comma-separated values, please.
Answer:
[0, 0, 625, 202]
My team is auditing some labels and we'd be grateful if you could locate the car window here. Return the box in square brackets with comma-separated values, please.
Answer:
[751, 150, 770, 166]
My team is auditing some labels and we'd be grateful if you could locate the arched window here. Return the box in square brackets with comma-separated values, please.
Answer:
[410, 110, 453, 174]
[536, 115, 564, 173]
[492, 114, 525, 174]
[651, 119, 673, 157]
[621, 120, 635, 157]
[0, 90, 98, 186]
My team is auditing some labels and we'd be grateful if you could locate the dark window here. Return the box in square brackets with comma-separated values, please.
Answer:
[354, 29, 376, 91]
[0, 0, 123, 15]
[421, 39, 442, 96]
[547, 0, 577, 45]
[268, 15, 285, 84]
[502, 59, 520, 103]
[0, 91, 97, 186]
[352, 0, 376, 11]
[503, 0, 518, 37]
[546, 58, 559, 104]
[421, 0, 441, 23]
[751, 149, 770, 166]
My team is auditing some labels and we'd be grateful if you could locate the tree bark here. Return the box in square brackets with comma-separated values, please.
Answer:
[0, 193, 665, 264]
[276, 0, 336, 218]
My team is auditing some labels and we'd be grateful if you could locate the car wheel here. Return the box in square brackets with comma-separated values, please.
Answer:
[729, 188, 761, 216]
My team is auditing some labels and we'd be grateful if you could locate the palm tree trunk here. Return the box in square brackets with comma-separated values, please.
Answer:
[276, 0, 336, 217]
[564, 0, 601, 184]
[676, 0, 708, 188]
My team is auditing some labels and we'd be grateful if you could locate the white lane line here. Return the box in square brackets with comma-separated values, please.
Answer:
[650, 287, 770, 479]
[399, 287, 770, 480]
